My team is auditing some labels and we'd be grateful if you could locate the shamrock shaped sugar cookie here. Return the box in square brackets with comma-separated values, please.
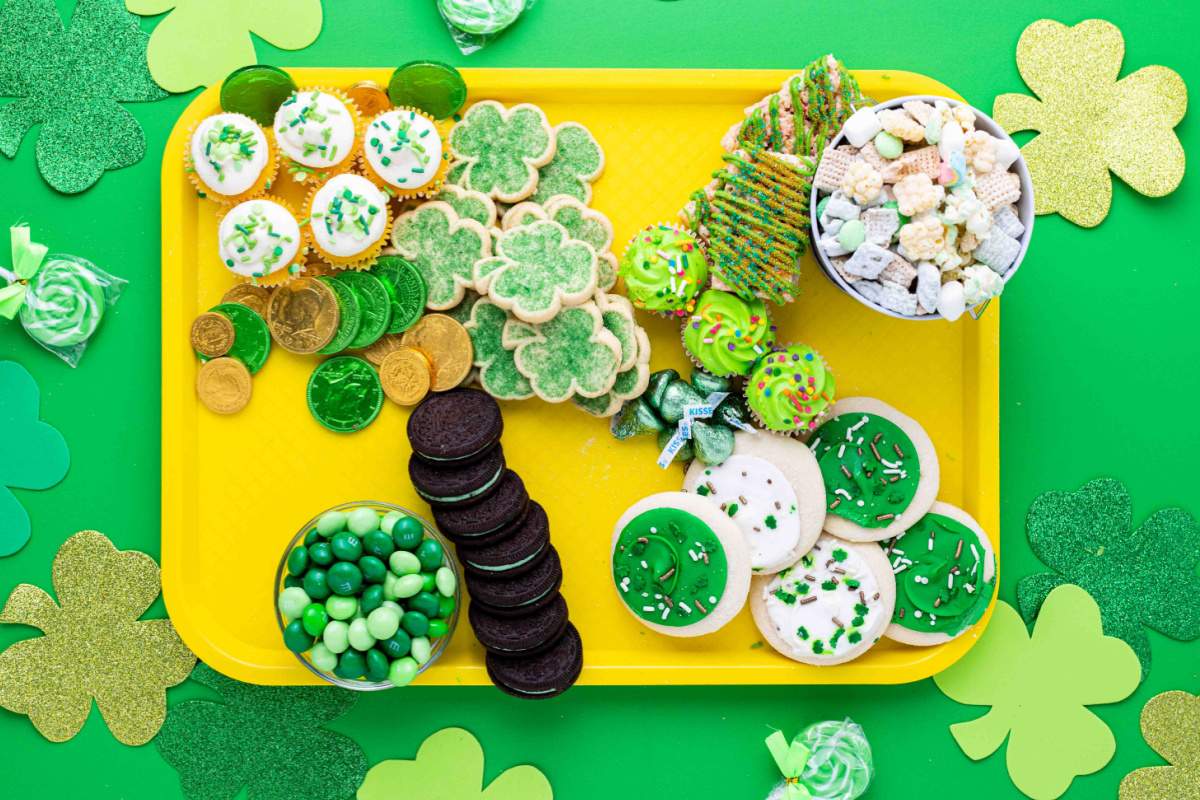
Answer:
[1120, 690, 1200, 800]
[433, 183, 499, 228]
[993, 19, 1187, 227]
[531, 122, 605, 205]
[503, 303, 621, 403]
[392, 200, 492, 310]
[465, 299, 534, 401]
[1017, 478, 1200, 680]
[573, 293, 651, 417]
[545, 196, 618, 291]
[475, 220, 598, 324]
[0, 530, 196, 744]
[449, 101, 556, 203]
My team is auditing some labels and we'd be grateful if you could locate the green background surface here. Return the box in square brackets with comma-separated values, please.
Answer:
[1, 0, 1197, 797]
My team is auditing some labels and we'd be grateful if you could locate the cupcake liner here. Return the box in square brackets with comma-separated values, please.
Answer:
[214, 195, 311, 287]
[621, 220, 710, 320]
[185, 114, 279, 206]
[274, 86, 365, 186]
[303, 177, 393, 272]
[358, 106, 451, 201]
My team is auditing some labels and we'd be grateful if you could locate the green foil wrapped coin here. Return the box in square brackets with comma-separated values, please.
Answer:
[371, 256, 427, 334]
[333, 271, 392, 349]
[220, 65, 297, 126]
[387, 60, 468, 120]
[317, 276, 362, 355]
[307, 356, 384, 434]
[209, 302, 271, 373]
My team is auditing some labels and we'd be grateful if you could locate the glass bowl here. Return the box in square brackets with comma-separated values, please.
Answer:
[274, 500, 461, 690]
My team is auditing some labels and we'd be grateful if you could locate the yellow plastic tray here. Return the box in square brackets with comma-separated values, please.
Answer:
[161, 68, 999, 686]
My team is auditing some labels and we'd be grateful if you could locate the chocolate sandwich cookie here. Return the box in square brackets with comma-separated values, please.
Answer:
[433, 470, 528, 540]
[408, 388, 503, 463]
[485, 622, 583, 700]
[469, 594, 569, 657]
[409, 445, 506, 507]
[458, 501, 550, 577]
[467, 546, 563, 616]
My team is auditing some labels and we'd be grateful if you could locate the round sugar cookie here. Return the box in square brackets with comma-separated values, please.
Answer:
[611, 492, 750, 638]
[751, 533, 896, 666]
[683, 432, 826, 574]
[802, 397, 939, 542]
[883, 501, 997, 646]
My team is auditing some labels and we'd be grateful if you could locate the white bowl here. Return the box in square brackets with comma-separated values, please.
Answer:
[809, 95, 1035, 321]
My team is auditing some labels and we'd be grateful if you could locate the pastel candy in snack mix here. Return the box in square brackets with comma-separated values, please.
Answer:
[391, 200, 492, 310]
[448, 101, 556, 203]
[474, 220, 598, 324]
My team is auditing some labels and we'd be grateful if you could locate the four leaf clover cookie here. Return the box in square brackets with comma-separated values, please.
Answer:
[1120, 690, 1200, 800]
[503, 302, 622, 402]
[392, 200, 492, 310]
[449, 101, 556, 202]
[531, 121, 605, 205]
[475, 220, 599, 323]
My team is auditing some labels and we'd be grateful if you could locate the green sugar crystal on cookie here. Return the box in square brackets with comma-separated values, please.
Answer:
[546, 196, 617, 291]
[465, 299, 533, 400]
[432, 183, 497, 228]
[475, 220, 598, 324]
[532, 121, 604, 204]
[391, 200, 491, 310]
[449, 101, 555, 202]
[573, 294, 651, 416]
[504, 303, 621, 403]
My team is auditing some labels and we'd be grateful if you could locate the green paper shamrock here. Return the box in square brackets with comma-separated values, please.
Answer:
[449, 101, 555, 202]
[392, 201, 492, 311]
[128, 0, 323, 93]
[503, 303, 621, 402]
[465, 299, 534, 400]
[0, 0, 166, 194]
[359, 727, 552, 800]
[1120, 690, 1200, 800]
[475, 220, 598, 323]
[934, 584, 1140, 800]
[156, 663, 367, 800]
[532, 121, 605, 204]
[1017, 478, 1200, 681]
[0, 530, 196, 745]
[433, 183, 498, 228]
[0, 361, 69, 557]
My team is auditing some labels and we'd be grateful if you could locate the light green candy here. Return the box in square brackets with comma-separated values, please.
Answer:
[394, 573, 424, 598]
[383, 572, 400, 600]
[435, 566, 457, 597]
[326, 595, 357, 620]
[381, 600, 403, 615]
[873, 131, 903, 159]
[437, 0, 525, 36]
[837, 219, 866, 252]
[925, 116, 941, 144]
[19, 256, 107, 347]
[278, 587, 310, 620]
[388, 656, 419, 686]
[310, 642, 338, 673]
[322, 620, 350, 654]
[348, 618, 376, 651]
[367, 607, 401, 640]
[347, 507, 380, 535]
[380, 511, 404, 535]
[390, 551, 422, 576]
[411, 636, 432, 666]
[317, 511, 347, 537]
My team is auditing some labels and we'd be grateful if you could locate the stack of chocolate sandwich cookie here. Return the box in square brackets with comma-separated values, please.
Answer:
[407, 388, 583, 699]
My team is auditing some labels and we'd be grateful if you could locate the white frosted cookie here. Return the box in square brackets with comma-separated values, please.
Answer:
[611, 492, 751, 638]
[883, 501, 997, 646]
[683, 432, 826, 574]
[751, 533, 896, 665]
[801, 397, 939, 542]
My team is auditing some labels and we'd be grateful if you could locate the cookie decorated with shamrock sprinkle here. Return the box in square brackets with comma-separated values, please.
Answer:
[392, 200, 492, 310]
[449, 101, 555, 203]
[545, 196, 618, 291]
[503, 302, 621, 402]
[464, 299, 533, 401]
[532, 122, 604, 205]
[432, 183, 498, 228]
[475, 220, 598, 324]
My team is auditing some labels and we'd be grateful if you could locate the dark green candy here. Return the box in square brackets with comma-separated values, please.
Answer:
[330, 532, 363, 562]
[647, 369, 680, 409]
[283, 619, 313, 653]
[659, 379, 705, 424]
[691, 420, 735, 465]
[656, 428, 693, 463]
[416, 539, 444, 571]
[391, 516, 424, 551]
[437, 595, 456, 618]
[611, 397, 664, 440]
[378, 630, 412, 659]
[363, 530, 395, 560]
[365, 649, 390, 682]
[409, 591, 440, 618]
[401, 611, 429, 637]
[333, 272, 392, 349]
[334, 649, 366, 680]
[317, 276, 363, 355]
[307, 356, 384, 434]
[327, 561, 363, 596]
[309, 542, 334, 566]
[371, 256, 428, 334]
[304, 528, 320, 545]
[359, 555, 387, 584]
[286, 547, 309, 576]
[427, 619, 449, 638]
[690, 369, 731, 396]
[421, 572, 437, 593]
[360, 584, 385, 614]
[301, 603, 328, 637]
[220, 64, 297, 126]
[208, 303, 271, 374]
[387, 60, 467, 119]
[283, 575, 303, 590]
[302, 568, 330, 600]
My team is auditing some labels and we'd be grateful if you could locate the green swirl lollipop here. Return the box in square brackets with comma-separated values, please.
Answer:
[19, 256, 107, 348]
[437, 0, 525, 36]
[766, 719, 873, 800]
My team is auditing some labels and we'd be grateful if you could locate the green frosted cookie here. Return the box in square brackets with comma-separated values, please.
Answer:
[532, 122, 604, 205]
[464, 299, 533, 400]
[545, 195, 617, 291]
[474, 220, 598, 324]
[503, 302, 621, 403]
[446, 160, 469, 186]
[432, 183, 498, 228]
[391, 200, 492, 311]
[448, 101, 555, 203]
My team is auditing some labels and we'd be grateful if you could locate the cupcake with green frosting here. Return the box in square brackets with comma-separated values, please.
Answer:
[619, 224, 709, 317]
[746, 343, 835, 434]
[682, 289, 775, 377]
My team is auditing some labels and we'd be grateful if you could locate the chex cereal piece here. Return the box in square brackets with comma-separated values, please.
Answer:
[975, 170, 1022, 210]
[814, 147, 857, 192]
[855, 280, 884, 303]
[882, 146, 940, 183]
[862, 206, 899, 246]
[878, 280, 919, 316]
[843, 241, 891, 279]
[817, 235, 849, 257]
[916, 261, 940, 314]
[824, 194, 861, 221]
[973, 226, 1021, 275]
[856, 141, 888, 171]
[902, 100, 936, 125]
[830, 256, 859, 284]
[879, 253, 917, 287]
[993, 205, 1026, 239]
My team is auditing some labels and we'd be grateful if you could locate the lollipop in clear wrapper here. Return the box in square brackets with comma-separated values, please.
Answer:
[435, 0, 537, 54]
[765, 718, 873, 800]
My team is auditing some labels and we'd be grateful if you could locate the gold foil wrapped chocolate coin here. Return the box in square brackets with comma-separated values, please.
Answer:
[380, 346, 432, 406]
[196, 357, 252, 414]
[266, 277, 339, 354]
[189, 312, 235, 358]
[399, 313, 473, 392]
[221, 283, 272, 318]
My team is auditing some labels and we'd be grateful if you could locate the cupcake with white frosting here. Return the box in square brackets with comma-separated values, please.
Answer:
[360, 108, 449, 199]
[187, 112, 277, 204]
[305, 173, 391, 269]
[272, 89, 362, 182]
[217, 197, 308, 285]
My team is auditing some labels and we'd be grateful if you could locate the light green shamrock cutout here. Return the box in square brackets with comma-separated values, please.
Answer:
[446, 160, 469, 186]
[532, 121, 605, 204]
[475, 221, 598, 324]
[128, 0, 323, 93]
[465, 300, 533, 401]
[392, 201, 492, 310]
[359, 727, 552, 800]
[449, 101, 555, 203]
[1120, 690, 1200, 800]
[504, 303, 621, 402]
[433, 184, 498, 228]
[545, 195, 617, 290]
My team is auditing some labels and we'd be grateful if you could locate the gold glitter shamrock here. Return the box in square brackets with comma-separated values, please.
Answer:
[1120, 691, 1200, 800]
[359, 727, 552, 800]
[127, 0, 323, 93]
[0, 530, 195, 744]
[993, 19, 1187, 227]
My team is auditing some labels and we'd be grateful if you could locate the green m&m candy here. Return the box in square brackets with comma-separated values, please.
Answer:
[310, 642, 338, 673]
[388, 656, 419, 687]
[402, 611, 429, 637]
[365, 649, 391, 682]
[416, 539, 444, 571]
[347, 506, 380, 535]
[283, 619, 313, 653]
[389, 550, 421, 576]
[411, 636, 432, 666]
[367, 606, 401, 641]
[309, 542, 334, 566]
[360, 584, 385, 615]
[438, 595, 456, 618]
[326, 595, 357, 621]
[317, 511, 347, 536]
[409, 591, 440, 619]
[378, 630, 412, 659]
[391, 516, 424, 550]
[283, 575, 303, 590]
[387, 60, 467, 120]
[220, 64, 297, 126]
[301, 603, 329, 637]
[323, 620, 350, 653]
[287, 546, 309, 576]
[327, 561, 363, 596]
[393, 573, 424, 599]
[304, 528, 320, 546]
[335, 649, 367, 680]
[359, 555, 387, 584]
[435, 566, 456, 597]
[348, 618, 375, 651]
[428, 618, 449, 638]
[331, 532, 363, 562]
[303, 568, 330, 600]
[363, 530, 395, 560]
[278, 586, 310, 620]
[421, 572, 437, 593]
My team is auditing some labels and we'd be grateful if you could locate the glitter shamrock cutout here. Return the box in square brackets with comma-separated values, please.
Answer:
[0, 0, 166, 194]
[449, 101, 555, 202]
[475, 220, 598, 323]
[934, 585, 1140, 800]
[127, 0, 323, 93]
[993, 19, 1187, 227]
[504, 303, 622, 403]
[156, 663, 368, 800]
[531, 121, 605, 204]
[0, 361, 70, 557]
[465, 299, 534, 400]
[1120, 691, 1200, 800]
[392, 201, 492, 310]
[1017, 478, 1200, 681]
[359, 727, 552, 800]
[0, 530, 195, 744]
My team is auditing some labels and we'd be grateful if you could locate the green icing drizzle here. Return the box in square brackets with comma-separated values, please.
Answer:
[885, 512, 995, 636]
[612, 508, 728, 627]
[811, 412, 920, 528]
[682, 289, 776, 377]
[619, 225, 708, 317]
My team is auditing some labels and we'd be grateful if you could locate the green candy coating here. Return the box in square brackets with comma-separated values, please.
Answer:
[409, 591, 440, 618]
[421, 572, 437, 593]
[380, 600, 403, 615]
[326, 595, 357, 620]
[416, 539, 444, 571]
[347, 506, 379, 534]
[380, 511, 404, 535]
[402, 611, 430, 637]
[317, 511, 347, 536]
[283, 575, 303, 590]
[411, 636, 432, 666]
[282, 619, 313, 653]
[389, 550, 422, 576]
[207, 303, 271, 374]
[302, 568, 330, 600]
[371, 257, 428, 334]
[301, 603, 329, 637]
[391, 516, 424, 550]
[330, 532, 363, 561]
[304, 528, 320, 546]
[427, 619, 449, 638]
[435, 566, 456, 597]
[220, 64, 297, 127]
[277, 586, 310, 620]
[310, 642, 338, 673]
[322, 620, 350, 653]
[309, 542, 334, 566]
[363, 530, 395, 560]
[378, 630, 412, 659]
[333, 272, 393, 350]
[387, 656, 419, 687]
[359, 555, 387, 584]
[394, 573, 424, 599]
[437, 595, 456, 618]
[286, 546, 309, 576]
[367, 606, 401, 640]
[382, 572, 400, 601]
[347, 618, 376, 651]
[335, 649, 366, 680]
[360, 584, 385, 615]
[388, 60, 467, 120]
[327, 561, 363, 596]
[365, 649, 391, 682]
[316, 276, 362, 355]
